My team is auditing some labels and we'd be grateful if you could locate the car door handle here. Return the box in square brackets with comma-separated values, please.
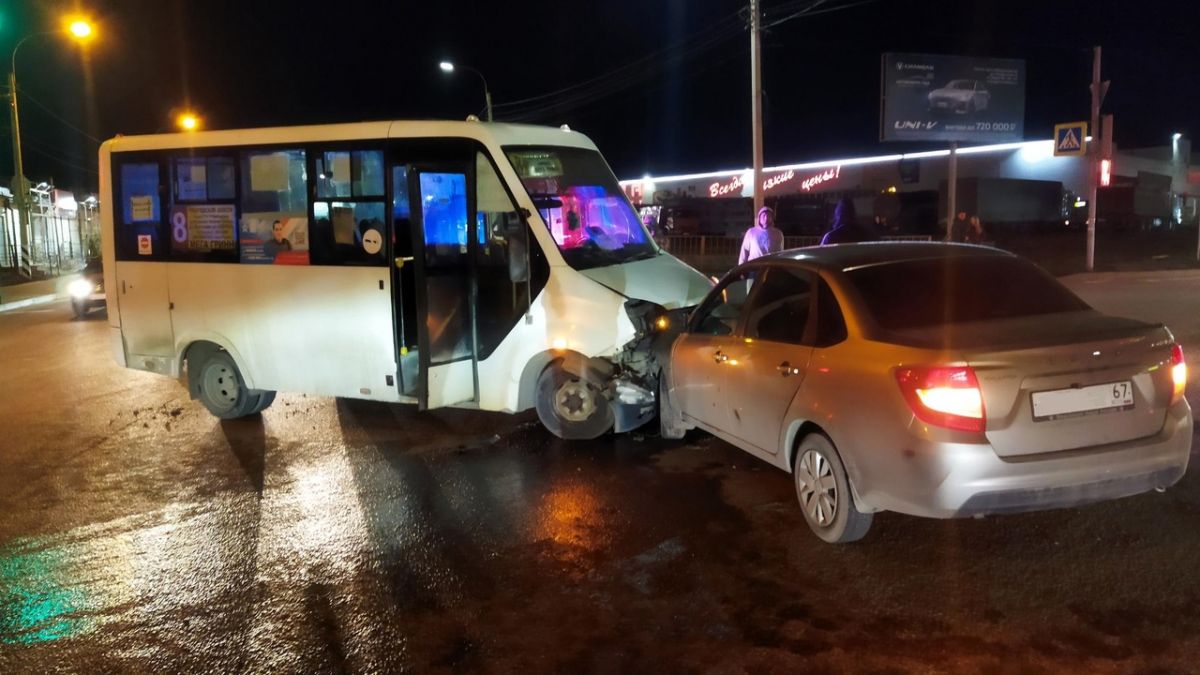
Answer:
[777, 361, 797, 376]
[713, 350, 728, 364]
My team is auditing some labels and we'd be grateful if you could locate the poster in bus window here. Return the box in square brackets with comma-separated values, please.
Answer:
[170, 204, 236, 255]
[239, 212, 309, 265]
[176, 160, 208, 201]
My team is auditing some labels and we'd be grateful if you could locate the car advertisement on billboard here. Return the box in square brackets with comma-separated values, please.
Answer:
[881, 53, 1025, 142]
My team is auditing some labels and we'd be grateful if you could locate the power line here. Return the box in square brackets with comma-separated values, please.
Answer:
[491, 6, 748, 112]
[492, 0, 878, 123]
[501, 21, 746, 121]
[21, 144, 98, 175]
[15, 86, 103, 145]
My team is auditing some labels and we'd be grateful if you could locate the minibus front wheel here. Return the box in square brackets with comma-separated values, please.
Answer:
[535, 360, 614, 440]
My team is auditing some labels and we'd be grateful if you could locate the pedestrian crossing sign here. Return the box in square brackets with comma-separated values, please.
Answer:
[1054, 122, 1088, 156]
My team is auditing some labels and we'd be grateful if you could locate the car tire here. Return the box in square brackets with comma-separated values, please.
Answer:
[535, 360, 613, 440]
[195, 351, 260, 419]
[71, 299, 87, 319]
[793, 433, 872, 543]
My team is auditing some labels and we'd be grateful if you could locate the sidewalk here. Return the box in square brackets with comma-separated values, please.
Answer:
[0, 275, 79, 313]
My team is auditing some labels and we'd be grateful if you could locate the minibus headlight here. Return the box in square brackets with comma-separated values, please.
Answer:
[68, 279, 93, 299]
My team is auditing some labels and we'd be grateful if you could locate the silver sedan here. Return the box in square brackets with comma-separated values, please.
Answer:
[658, 243, 1192, 543]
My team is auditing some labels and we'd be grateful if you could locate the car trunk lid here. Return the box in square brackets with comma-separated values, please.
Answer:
[891, 312, 1176, 457]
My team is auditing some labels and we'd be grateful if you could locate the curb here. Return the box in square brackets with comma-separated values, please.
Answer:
[0, 293, 62, 313]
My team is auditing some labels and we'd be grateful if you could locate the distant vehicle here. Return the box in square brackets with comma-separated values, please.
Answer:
[928, 79, 990, 114]
[99, 121, 710, 438]
[68, 258, 106, 318]
[658, 243, 1191, 543]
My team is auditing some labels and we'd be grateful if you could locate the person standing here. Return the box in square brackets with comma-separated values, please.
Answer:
[949, 210, 970, 242]
[739, 206, 784, 264]
[820, 197, 875, 245]
[966, 215, 986, 244]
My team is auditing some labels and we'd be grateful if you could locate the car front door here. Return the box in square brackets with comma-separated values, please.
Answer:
[670, 269, 759, 433]
[720, 266, 817, 456]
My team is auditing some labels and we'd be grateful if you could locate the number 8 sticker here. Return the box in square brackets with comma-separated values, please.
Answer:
[172, 210, 188, 243]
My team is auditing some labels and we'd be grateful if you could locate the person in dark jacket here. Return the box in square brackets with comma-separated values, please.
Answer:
[820, 197, 876, 245]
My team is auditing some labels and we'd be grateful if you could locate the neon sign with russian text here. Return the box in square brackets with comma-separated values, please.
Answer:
[709, 175, 745, 197]
[762, 169, 795, 192]
[801, 165, 841, 191]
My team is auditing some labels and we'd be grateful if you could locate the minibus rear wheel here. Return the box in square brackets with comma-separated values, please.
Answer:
[194, 351, 260, 419]
[535, 361, 614, 440]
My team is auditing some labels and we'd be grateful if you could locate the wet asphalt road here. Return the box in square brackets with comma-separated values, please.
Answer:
[2, 271, 1200, 673]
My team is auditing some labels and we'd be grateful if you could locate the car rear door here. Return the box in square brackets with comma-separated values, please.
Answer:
[721, 266, 817, 456]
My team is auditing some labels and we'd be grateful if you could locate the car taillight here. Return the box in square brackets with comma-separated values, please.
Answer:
[1171, 344, 1187, 404]
[895, 366, 985, 432]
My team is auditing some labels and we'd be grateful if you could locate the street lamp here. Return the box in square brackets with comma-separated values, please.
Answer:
[7, 17, 96, 277]
[177, 112, 201, 132]
[438, 60, 493, 122]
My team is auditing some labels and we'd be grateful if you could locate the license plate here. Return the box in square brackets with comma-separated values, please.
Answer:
[1031, 381, 1134, 421]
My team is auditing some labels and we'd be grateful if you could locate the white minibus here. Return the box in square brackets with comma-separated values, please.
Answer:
[99, 120, 711, 438]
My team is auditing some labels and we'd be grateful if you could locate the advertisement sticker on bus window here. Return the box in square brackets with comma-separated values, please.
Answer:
[170, 205, 236, 254]
[249, 154, 290, 192]
[239, 212, 309, 265]
[137, 234, 153, 255]
[176, 160, 208, 201]
[362, 228, 382, 254]
[130, 195, 155, 221]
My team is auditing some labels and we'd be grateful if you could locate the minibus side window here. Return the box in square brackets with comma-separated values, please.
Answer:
[238, 149, 311, 265]
[310, 149, 388, 266]
[169, 155, 238, 262]
[115, 161, 165, 260]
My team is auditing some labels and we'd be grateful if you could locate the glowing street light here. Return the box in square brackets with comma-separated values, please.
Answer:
[67, 19, 95, 40]
[7, 15, 99, 277]
[438, 60, 492, 122]
[177, 113, 201, 132]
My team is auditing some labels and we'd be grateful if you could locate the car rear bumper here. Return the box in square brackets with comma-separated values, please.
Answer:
[863, 400, 1192, 518]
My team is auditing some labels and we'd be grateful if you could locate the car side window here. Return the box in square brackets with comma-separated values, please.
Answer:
[744, 267, 814, 345]
[690, 270, 759, 336]
[814, 278, 848, 347]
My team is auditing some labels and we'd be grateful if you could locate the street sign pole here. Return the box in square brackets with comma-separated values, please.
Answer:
[1086, 46, 1103, 272]
[946, 141, 958, 241]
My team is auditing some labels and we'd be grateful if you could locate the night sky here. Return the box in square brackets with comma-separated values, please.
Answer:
[3, 0, 1198, 195]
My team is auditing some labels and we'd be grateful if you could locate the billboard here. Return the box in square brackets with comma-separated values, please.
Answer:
[881, 53, 1025, 142]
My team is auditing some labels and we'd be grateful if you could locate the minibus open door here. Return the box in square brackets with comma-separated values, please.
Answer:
[402, 164, 481, 410]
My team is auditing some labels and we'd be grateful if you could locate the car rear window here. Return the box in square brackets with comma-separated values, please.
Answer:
[846, 255, 1090, 330]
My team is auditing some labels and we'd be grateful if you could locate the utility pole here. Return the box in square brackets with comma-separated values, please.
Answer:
[8, 70, 31, 277]
[1085, 46, 1108, 271]
[750, 0, 765, 216]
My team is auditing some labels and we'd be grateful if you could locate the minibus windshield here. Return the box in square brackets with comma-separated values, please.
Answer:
[505, 146, 658, 270]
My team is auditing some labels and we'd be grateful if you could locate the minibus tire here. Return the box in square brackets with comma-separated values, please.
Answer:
[535, 362, 614, 440]
[195, 351, 259, 419]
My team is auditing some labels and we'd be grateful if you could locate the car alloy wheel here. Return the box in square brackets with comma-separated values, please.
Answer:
[796, 448, 838, 527]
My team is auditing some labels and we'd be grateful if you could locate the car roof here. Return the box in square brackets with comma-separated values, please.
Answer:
[763, 242, 1016, 273]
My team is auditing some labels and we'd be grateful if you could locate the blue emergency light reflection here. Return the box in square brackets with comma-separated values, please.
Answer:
[419, 173, 486, 246]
